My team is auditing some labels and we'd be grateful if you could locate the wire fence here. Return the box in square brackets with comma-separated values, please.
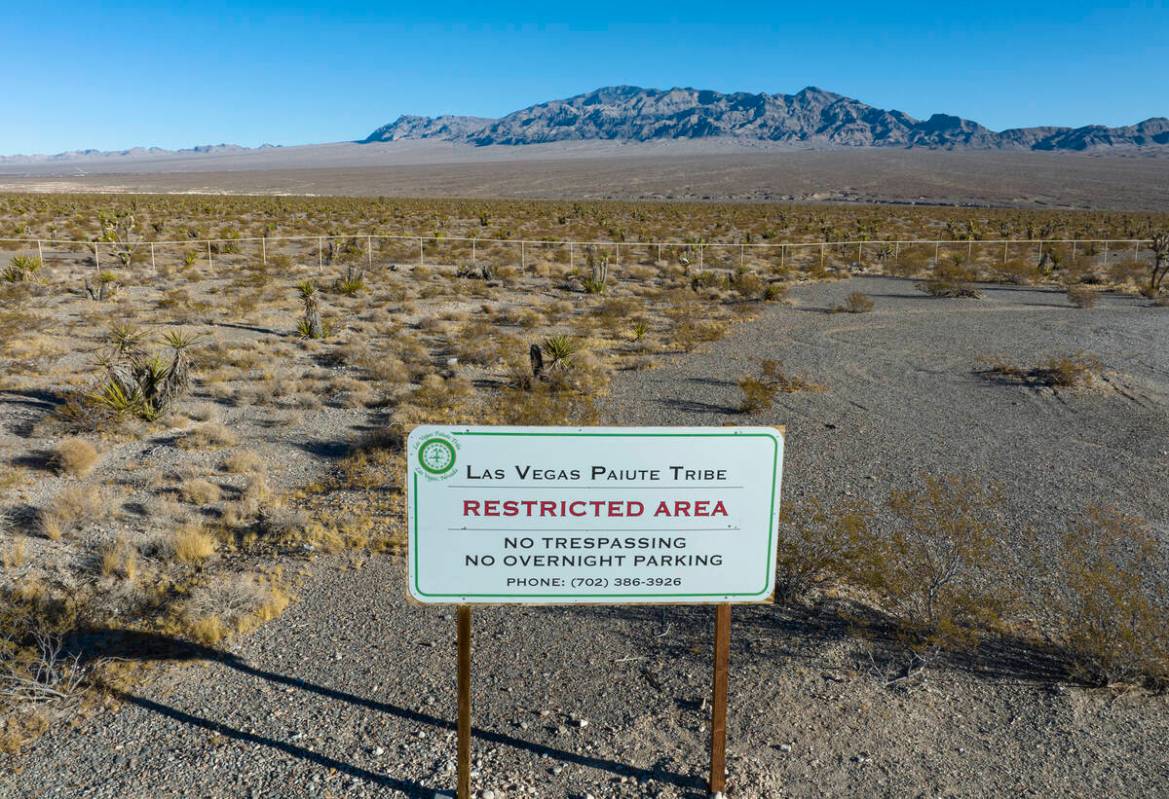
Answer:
[0, 233, 1158, 276]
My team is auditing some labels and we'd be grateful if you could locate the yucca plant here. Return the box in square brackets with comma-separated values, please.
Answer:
[296, 280, 325, 338]
[88, 329, 199, 420]
[3, 255, 42, 283]
[334, 264, 365, 296]
[84, 270, 119, 301]
[542, 335, 578, 369]
[108, 322, 146, 357]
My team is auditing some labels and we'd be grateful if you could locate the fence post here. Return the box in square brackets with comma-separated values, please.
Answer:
[1071, 240, 1077, 261]
[1134, 240, 1140, 260]
[933, 241, 940, 268]
[36, 239, 44, 266]
[1036, 241, 1043, 267]
[820, 242, 825, 269]
[521, 240, 525, 272]
[367, 235, 373, 269]
[261, 236, 267, 266]
[658, 243, 663, 263]
[207, 240, 213, 270]
[1103, 241, 1109, 265]
[472, 238, 477, 263]
[615, 242, 620, 268]
[150, 242, 156, 271]
[569, 242, 574, 270]
[319, 237, 324, 271]
[1003, 240, 1008, 264]
[700, 245, 704, 269]
[419, 237, 424, 267]
[740, 244, 745, 269]
[94, 243, 100, 271]
[780, 244, 785, 270]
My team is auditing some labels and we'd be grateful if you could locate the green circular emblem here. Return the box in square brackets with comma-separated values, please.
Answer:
[418, 437, 457, 475]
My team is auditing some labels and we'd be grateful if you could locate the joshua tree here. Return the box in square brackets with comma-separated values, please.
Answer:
[583, 247, 608, 293]
[99, 209, 139, 269]
[1148, 233, 1169, 295]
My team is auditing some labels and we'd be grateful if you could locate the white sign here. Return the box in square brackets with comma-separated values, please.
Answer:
[406, 426, 784, 605]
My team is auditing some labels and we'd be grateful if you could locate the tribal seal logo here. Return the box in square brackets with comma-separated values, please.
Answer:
[417, 437, 457, 476]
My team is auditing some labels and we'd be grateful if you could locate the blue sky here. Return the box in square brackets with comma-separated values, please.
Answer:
[3, 1, 1166, 154]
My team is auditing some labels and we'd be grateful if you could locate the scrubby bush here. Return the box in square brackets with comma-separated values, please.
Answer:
[775, 498, 869, 601]
[50, 439, 98, 477]
[738, 360, 824, 413]
[835, 291, 874, 313]
[1066, 285, 1098, 309]
[977, 353, 1101, 389]
[1039, 507, 1169, 687]
[918, 262, 981, 298]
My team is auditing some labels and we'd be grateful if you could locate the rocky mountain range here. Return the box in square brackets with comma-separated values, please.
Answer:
[362, 85, 1169, 152]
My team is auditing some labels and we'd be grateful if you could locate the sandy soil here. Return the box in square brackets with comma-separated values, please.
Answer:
[4, 278, 1167, 799]
[3, 142, 1168, 210]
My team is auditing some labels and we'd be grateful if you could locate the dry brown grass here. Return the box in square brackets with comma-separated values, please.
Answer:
[169, 524, 216, 563]
[99, 537, 138, 580]
[2, 538, 27, 569]
[179, 479, 222, 505]
[180, 573, 291, 645]
[222, 450, 265, 475]
[40, 485, 108, 540]
[49, 438, 99, 478]
[179, 423, 239, 449]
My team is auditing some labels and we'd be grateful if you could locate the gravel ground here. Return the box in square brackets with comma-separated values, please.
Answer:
[4, 277, 1168, 798]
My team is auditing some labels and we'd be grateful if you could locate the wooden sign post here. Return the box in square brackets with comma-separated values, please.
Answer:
[456, 605, 472, 799]
[408, 425, 784, 798]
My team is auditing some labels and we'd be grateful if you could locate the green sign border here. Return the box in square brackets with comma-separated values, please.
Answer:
[411, 429, 781, 601]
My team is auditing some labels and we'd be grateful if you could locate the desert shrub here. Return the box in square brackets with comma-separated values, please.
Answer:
[542, 350, 611, 396]
[49, 439, 99, 477]
[690, 271, 726, 290]
[731, 270, 766, 300]
[180, 574, 290, 645]
[993, 258, 1033, 285]
[775, 499, 870, 601]
[762, 359, 824, 393]
[738, 375, 776, 413]
[856, 475, 1015, 653]
[738, 360, 824, 413]
[672, 319, 725, 352]
[411, 374, 473, 411]
[1038, 507, 1169, 687]
[977, 353, 1101, 389]
[495, 385, 600, 426]
[835, 291, 874, 313]
[763, 282, 788, 302]
[1066, 285, 1098, 309]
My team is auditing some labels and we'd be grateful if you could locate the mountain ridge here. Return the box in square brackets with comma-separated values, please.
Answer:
[362, 85, 1169, 152]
